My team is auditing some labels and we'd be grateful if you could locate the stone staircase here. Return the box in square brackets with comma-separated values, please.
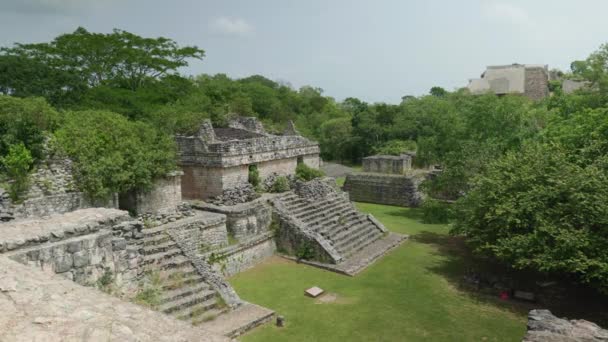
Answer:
[141, 225, 228, 325]
[276, 191, 384, 260]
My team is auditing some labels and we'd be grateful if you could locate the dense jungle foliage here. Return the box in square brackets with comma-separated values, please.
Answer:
[1, 28, 608, 292]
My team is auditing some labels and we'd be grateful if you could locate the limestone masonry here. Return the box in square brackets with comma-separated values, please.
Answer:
[467, 64, 549, 100]
[176, 117, 320, 199]
[344, 154, 426, 207]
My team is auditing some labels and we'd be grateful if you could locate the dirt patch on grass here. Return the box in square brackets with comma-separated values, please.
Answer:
[314, 293, 355, 305]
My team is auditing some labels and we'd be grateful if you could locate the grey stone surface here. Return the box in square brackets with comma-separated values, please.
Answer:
[0, 208, 129, 254]
[119, 171, 184, 215]
[523, 309, 608, 341]
[0, 257, 228, 342]
[468, 64, 549, 100]
[202, 232, 276, 277]
[363, 154, 413, 174]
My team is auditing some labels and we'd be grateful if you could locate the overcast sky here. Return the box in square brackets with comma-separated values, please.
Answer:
[1, 0, 607, 103]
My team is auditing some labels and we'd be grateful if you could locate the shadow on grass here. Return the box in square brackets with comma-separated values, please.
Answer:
[385, 208, 425, 222]
[411, 231, 608, 326]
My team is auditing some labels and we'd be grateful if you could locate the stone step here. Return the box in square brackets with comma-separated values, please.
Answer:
[297, 202, 352, 223]
[331, 222, 371, 247]
[160, 282, 210, 304]
[318, 213, 363, 236]
[334, 223, 379, 252]
[142, 248, 183, 265]
[143, 233, 172, 247]
[142, 226, 167, 237]
[339, 230, 383, 258]
[306, 207, 357, 228]
[191, 307, 228, 326]
[159, 289, 217, 315]
[287, 195, 343, 216]
[142, 240, 179, 256]
[282, 193, 339, 210]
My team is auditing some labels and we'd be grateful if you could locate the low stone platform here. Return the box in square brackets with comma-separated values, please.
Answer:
[198, 302, 275, 338]
[282, 232, 407, 276]
[0, 257, 228, 342]
[0, 208, 129, 253]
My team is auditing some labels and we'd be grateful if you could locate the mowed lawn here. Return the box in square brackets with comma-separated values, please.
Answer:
[229, 202, 527, 341]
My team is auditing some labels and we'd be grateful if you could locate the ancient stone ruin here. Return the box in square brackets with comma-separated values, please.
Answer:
[467, 64, 550, 100]
[271, 178, 407, 275]
[176, 117, 320, 200]
[343, 154, 426, 207]
[0, 117, 413, 339]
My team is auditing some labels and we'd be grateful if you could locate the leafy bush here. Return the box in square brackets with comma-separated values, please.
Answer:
[248, 165, 260, 187]
[1, 143, 33, 201]
[0, 96, 58, 162]
[270, 176, 290, 193]
[54, 110, 175, 200]
[452, 143, 608, 292]
[295, 163, 324, 181]
[421, 198, 451, 224]
[373, 139, 417, 156]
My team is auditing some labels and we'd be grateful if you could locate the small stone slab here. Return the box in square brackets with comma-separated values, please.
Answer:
[305, 286, 324, 298]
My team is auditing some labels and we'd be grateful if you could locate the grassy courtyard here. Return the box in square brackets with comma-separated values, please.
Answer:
[229, 202, 528, 341]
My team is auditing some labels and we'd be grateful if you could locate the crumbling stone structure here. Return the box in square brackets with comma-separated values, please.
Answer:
[467, 64, 550, 100]
[271, 179, 407, 275]
[344, 154, 427, 207]
[119, 171, 184, 215]
[362, 154, 413, 174]
[176, 117, 320, 200]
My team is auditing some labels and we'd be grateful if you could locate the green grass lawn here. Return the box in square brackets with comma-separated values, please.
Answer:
[229, 202, 527, 341]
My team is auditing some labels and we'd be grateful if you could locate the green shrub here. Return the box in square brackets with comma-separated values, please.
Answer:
[54, 110, 175, 200]
[373, 139, 417, 156]
[270, 176, 290, 193]
[1, 143, 33, 201]
[295, 163, 324, 181]
[296, 241, 315, 261]
[421, 198, 451, 224]
[248, 165, 260, 187]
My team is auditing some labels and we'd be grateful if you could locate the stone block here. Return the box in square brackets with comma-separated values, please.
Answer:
[54, 254, 73, 273]
[66, 240, 82, 254]
[73, 250, 91, 268]
[111, 238, 127, 251]
[305, 286, 324, 298]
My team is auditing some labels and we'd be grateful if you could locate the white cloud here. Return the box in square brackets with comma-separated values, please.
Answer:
[210, 17, 254, 37]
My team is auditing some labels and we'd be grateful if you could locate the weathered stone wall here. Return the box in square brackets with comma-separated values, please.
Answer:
[302, 153, 320, 169]
[203, 232, 276, 277]
[343, 172, 424, 207]
[0, 208, 142, 294]
[119, 171, 183, 215]
[258, 157, 297, 180]
[14, 192, 118, 219]
[524, 66, 549, 101]
[193, 195, 274, 240]
[166, 213, 229, 250]
[362, 155, 412, 174]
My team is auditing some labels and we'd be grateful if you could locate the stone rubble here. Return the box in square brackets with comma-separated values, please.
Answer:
[210, 183, 260, 206]
[523, 309, 608, 341]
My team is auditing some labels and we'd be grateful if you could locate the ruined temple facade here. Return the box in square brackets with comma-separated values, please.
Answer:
[176, 117, 320, 200]
[467, 64, 549, 100]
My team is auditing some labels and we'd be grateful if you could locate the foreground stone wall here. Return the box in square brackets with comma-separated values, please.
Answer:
[343, 172, 424, 207]
[0, 208, 142, 294]
[119, 171, 183, 215]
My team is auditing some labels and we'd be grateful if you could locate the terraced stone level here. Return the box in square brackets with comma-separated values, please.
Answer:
[141, 225, 228, 325]
[277, 191, 384, 261]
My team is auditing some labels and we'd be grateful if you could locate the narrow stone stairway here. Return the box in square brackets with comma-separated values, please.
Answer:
[140, 225, 228, 325]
